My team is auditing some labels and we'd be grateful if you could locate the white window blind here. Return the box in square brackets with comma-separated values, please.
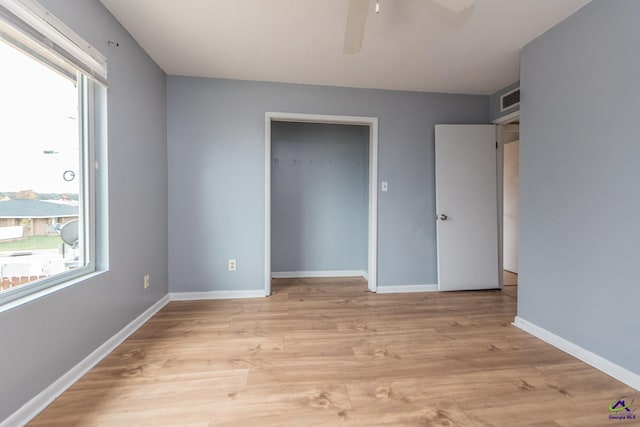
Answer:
[0, 0, 107, 85]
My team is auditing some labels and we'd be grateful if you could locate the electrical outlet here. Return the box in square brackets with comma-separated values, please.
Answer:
[228, 259, 236, 271]
[143, 274, 150, 289]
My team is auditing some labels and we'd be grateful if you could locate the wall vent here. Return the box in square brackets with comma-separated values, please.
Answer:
[500, 88, 520, 112]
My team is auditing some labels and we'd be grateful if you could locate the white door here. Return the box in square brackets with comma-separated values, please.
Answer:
[503, 140, 519, 273]
[435, 125, 499, 291]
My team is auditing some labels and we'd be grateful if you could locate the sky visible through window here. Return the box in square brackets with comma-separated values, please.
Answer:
[0, 40, 79, 195]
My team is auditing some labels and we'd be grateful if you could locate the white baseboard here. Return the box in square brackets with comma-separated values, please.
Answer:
[362, 271, 369, 280]
[271, 270, 366, 279]
[376, 284, 439, 294]
[513, 316, 640, 391]
[169, 290, 265, 301]
[1, 295, 170, 427]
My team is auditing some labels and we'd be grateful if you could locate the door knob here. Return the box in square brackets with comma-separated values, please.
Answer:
[438, 214, 448, 221]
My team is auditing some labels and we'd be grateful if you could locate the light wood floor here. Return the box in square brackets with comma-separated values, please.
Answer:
[502, 270, 517, 299]
[32, 278, 636, 426]
[503, 270, 518, 287]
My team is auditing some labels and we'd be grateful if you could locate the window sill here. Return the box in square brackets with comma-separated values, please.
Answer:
[0, 269, 108, 314]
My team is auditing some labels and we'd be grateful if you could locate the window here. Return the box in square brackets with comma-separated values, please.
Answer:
[0, 0, 106, 307]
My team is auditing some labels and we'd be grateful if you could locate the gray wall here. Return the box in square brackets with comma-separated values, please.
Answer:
[519, 0, 639, 374]
[0, 0, 168, 422]
[271, 122, 368, 273]
[489, 81, 520, 122]
[167, 77, 488, 292]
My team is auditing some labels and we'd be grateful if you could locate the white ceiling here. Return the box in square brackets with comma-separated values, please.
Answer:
[99, 0, 591, 95]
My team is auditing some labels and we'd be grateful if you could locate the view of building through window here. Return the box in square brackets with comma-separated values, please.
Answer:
[0, 39, 85, 293]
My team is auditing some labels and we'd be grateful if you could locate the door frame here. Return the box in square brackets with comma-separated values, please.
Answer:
[493, 111, 521, 288]
[264, 112, 379, 296]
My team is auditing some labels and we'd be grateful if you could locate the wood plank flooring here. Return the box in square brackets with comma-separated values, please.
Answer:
[31, 278, 637, 426]
[502, 271, 517, 299]
[503, 270, 518, 287]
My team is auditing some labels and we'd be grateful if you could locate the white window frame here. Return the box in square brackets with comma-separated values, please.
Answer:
[0, 0, 105, 310]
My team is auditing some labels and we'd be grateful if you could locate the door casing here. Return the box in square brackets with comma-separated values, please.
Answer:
[264, 112, 379, 296]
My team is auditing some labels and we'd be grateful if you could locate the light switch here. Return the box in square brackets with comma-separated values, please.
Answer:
[381, 181, 388, 192]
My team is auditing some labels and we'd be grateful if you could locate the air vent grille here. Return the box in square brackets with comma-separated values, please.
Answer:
[500, 88, 520, 112]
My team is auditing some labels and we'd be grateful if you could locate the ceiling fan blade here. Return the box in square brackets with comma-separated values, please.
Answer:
[430, 0, 474, 14]
[343, 0, 369, 55]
